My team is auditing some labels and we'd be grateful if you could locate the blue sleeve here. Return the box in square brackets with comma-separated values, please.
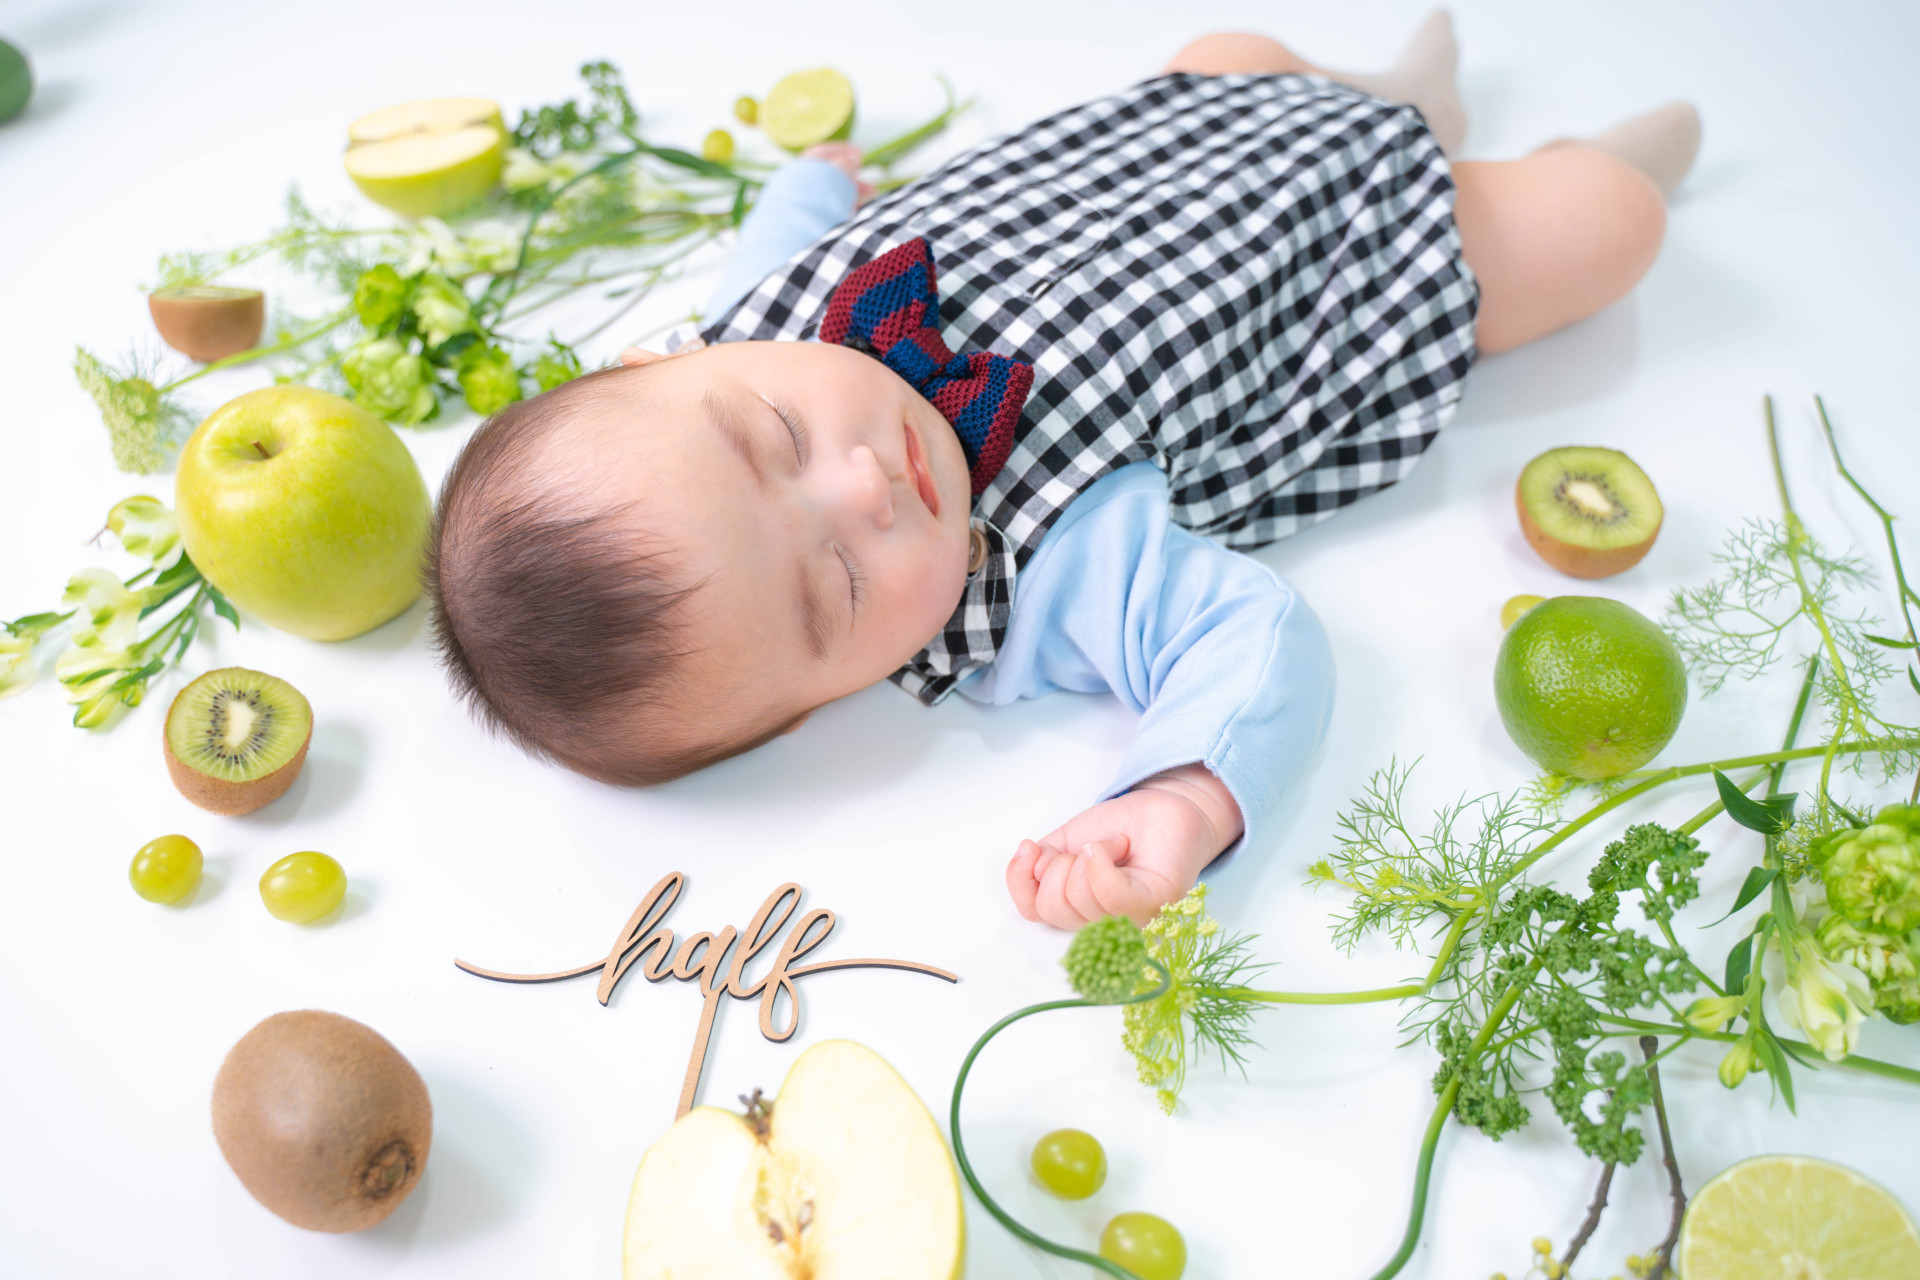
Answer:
[956, 463, 1336, 858]
[704, 160, 858, 319]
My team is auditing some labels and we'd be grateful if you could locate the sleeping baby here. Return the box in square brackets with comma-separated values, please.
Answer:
[427, 15, 1699, 929]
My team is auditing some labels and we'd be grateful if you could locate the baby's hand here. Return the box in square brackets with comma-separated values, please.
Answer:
[801, 142, 878, 207]
[1006, 764, 1243, 930]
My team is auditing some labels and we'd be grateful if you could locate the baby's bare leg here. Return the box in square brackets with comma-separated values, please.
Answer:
[1163, 32, 1325, 78]
[1454, 145, 1668, 355]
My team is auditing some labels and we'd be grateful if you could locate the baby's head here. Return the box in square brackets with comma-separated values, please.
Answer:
[427, 340, 975, 784]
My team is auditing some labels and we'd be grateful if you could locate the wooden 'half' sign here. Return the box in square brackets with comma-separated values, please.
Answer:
[456, 875, 957, 1118]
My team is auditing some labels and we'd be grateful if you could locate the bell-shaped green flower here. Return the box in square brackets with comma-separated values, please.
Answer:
[1683, 993, 1746, 1034]
[1815, 806, 1920, 933]
[0, 631, 35, 699]
[1063, 915, 1152, 1004]
[410, 273, 475, 348]
[62, 568, 145, 650]
[55, 641, 140, 730]
[342, 337, 438, 426]
[1816, 914, 1920, 1025]
[1777, 938, 1873, 1061]
[1717, 1035, 1759, 1089]
[352, 263, 410, 333]
[106, 495, 183, 570]
[458, 345, 523, 416]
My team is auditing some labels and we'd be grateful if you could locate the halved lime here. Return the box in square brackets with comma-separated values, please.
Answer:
[1675, 1154, 1920, 1280]
[761, 68, 855, 152]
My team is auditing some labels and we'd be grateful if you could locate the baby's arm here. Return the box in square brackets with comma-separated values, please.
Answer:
[700, 147, 869, 320]
[960, 464, 1335, 928]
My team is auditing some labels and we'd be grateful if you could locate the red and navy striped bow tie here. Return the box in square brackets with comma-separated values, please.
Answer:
[820, 238, 1034, 496]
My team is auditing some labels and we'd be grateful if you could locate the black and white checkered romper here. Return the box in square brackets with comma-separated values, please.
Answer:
[702, 72, 1480, 704]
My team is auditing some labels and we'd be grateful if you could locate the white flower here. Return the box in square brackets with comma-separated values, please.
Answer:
[54, 641, 140, 729]
[402, 217, 525, 277]
[0, 631, 35, 699]
[106, 495, 183, 569]
[61, 568, 145, 650]
[1777, 939, 1873, 1061]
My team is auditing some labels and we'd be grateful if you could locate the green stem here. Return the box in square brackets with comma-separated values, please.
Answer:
[864, 77, 970, 168]
[1369, 958, 1540, 1280]
[1206, 887, 1486, 1005]
[158, 310, 352, 392]
[1597, 1015, 1920, 1086]
[1766, 396, 1857, 798]
[1816, 395, 1920, 650]
[948, 964, 1172, 1280]
[1614, 739, 1919, 783]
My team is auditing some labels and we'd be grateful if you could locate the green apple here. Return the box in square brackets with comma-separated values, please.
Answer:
[344, 97, 505, 218]
[624, 1040, 964, 1279]
[175, 386, 430, 641]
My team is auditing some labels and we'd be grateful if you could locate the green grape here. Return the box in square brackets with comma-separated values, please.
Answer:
[733, 95, 759, 125]
[1100, 1212, 1186, 1280]
[1030, 1128, 1106, 1200]
[702, 129, 735, 164]
[259, 852, 346, 923]
[129, 834, 202, 904]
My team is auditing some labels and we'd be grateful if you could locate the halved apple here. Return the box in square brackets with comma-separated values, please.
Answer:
[624, 1040, 964, 1280]
[343, 97, 505, 219]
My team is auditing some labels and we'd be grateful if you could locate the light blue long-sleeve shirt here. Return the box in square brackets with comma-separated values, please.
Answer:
[707, 162, 1337, 854]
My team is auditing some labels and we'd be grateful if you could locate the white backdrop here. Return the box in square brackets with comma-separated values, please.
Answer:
[2, 1, 1917, 1276]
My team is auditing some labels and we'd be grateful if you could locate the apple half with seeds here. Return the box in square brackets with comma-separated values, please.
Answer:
[344, 97, 505, 219]
[624, 1040, 964, 1280]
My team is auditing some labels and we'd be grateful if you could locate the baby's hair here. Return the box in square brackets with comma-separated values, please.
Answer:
[426, 365, 797, 785]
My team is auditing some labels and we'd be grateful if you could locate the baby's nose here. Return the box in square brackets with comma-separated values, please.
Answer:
[840, 444, 895, 530]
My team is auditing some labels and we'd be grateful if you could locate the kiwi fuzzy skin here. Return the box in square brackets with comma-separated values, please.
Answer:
[162, 681, 311, 816]
[1515, 483, 1661, 579]
[212, 1010, 432, 1233]
[148, 288, 265, 363]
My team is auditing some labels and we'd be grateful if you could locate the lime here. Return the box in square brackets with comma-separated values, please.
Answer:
[761, 69, 855, 152]
[1676, 1154, 1920, 1280]
[0, 39, 31, 123]
[1493, 595, 1686, 779]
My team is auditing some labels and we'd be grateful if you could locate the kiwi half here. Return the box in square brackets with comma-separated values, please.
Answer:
[148, 286, 265, 362]
[1516, 446, 1663, 579]
[212, 1010, 432, 1232]
[164, 668, 312, 815]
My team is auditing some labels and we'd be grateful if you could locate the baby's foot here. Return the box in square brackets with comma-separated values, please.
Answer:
[1579, 102, 1702, 199]
[1342, 10, 1466, 155]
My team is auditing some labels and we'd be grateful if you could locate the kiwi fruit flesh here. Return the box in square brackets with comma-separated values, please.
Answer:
[164, 668, 312, 815]
[148, 286, 265, 362]
[212, 1010, 432, 1232]
[1516, 446, 1663, 579]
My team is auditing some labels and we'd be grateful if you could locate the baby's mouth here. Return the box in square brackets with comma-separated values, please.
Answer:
[902, 418, 939, 518]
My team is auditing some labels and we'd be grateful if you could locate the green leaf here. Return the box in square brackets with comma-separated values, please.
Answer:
[1724, 931, 1755, 994]
[7, 610, 73, 635]
[729, 182, 749, 228]
[642, 144, 735, 180]
[1714, 769, 1796, 834]
[1862, 631, 1918, 650]
[1909, 664, 1920, 697]
[1707, 868, 1780, 928]
[104, 659, 163, 695]
[1775, 1037, 1824, 1070]
[1752, 1027, 1797, 1113]
[208, 587, 239, 630]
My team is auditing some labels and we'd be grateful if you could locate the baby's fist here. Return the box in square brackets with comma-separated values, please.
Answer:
[1005, 766, 1242, 930]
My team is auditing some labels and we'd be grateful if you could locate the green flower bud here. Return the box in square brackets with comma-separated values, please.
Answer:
[459, 345, 523, 416]
[411, 273, 475, 348]
[1717, 1035, 1758, 1088]
[342, 337, 438, 426]
[1682, 994, 1746, 1034]
[1819, 810, 1920, 933]
[1063, 915, 1151, 1003]
[352, 264, 410, 333]
[531, 343, 585, 392]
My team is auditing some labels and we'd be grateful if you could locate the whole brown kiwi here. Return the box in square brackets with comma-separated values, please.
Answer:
[212, 1010, 432, 1232]
[149, 286, 265, 362]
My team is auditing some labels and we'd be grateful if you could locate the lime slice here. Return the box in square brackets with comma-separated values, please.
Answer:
[1676, 1154, 1920, 1280]
[761, 68, 855, 152]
